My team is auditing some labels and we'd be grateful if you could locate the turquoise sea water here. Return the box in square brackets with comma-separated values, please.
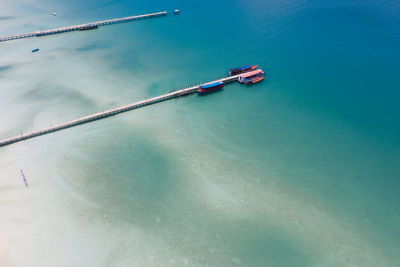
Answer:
[1, 0, 399, 266]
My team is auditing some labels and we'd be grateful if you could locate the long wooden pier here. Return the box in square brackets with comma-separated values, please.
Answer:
[0, 11, 167, 43]
[0, 75, 240, 148]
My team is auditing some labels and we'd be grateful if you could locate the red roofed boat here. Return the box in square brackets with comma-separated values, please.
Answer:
[238, 69, 265, 84]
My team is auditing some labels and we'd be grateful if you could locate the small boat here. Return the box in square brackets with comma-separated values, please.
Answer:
[32, 48, 40, 53]
[229, 65, 258, 76]
[174, 9, 180, 14]
[77, 25, 99, 31]
[35, 30, 48, 36]
[238, 69, 265, 84]
[197, 81, 224, 95]
[51, 12, 57, 16]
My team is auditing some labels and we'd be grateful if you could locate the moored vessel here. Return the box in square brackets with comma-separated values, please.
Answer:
[197, 81, 224, 94]
[229, 65, 258, 76]
[238, 69, 265, 84]
[77, 25, 99, 31]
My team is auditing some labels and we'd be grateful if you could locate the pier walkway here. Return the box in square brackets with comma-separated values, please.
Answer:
[0, 11, 167, 43]
[0, 75, 240, 148]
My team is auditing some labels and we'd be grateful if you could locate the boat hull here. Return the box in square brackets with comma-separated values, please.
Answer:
[197, 83, 224, 95]
[229, 65, 258, 76]
[78, 25, 99, 31]
[243, 76, 264, 84]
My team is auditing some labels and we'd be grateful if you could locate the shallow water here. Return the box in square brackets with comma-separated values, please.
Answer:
[1, 0, 399, 266]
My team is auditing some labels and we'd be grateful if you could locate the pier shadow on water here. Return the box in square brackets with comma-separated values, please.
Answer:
[76, 41, 112, 52]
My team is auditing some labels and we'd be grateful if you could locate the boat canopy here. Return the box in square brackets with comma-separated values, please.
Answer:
[230, 65, 251, 71]
[239, 69, 263, 78]
[200, 81, 223, 89]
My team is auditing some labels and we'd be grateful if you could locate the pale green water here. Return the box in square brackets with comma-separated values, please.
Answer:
[0, 0, 399, 266]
